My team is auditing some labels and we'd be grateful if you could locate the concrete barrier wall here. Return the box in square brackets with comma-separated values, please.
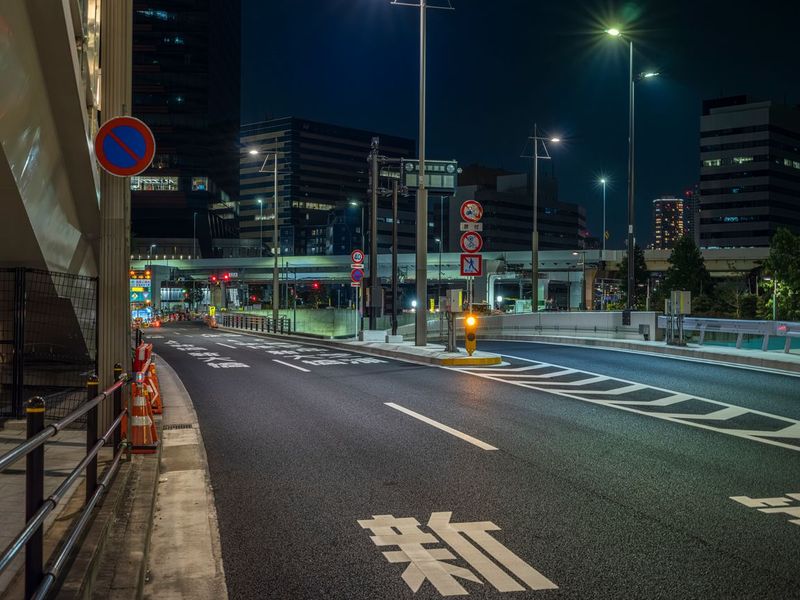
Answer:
[478, 311, 661, 341]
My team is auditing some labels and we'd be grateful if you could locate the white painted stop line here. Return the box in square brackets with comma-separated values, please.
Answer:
[385, 403, 498, 451]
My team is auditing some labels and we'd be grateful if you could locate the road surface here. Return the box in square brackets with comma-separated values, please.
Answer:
[145, 323, 800, 599]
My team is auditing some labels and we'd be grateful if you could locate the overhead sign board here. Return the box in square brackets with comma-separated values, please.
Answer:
[460, 254, 483, 277]
[459, 231, 484, 253]
[460, 200, 483, 223]
[94, 116, 156, 177]
[401, 159, 459, 192]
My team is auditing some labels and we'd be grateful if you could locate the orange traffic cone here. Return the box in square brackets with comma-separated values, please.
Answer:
[130, 382, 158, 454]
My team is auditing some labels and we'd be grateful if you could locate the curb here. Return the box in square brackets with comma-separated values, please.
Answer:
[483, 334, 800, 374]
[215, 325, 502, 366]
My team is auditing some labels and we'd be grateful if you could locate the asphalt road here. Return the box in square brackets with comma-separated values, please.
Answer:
[146, 323, 800, 600]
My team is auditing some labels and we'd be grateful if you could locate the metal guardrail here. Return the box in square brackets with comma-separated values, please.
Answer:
[217, 313, 292, 335]
[656, 316, 800, 353]
[0, 364, 131, 600]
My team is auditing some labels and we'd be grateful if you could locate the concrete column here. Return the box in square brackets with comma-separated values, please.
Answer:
[98, 0, 132, 424]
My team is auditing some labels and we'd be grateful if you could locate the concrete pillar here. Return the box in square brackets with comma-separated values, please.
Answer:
[98, 0, 132, 424]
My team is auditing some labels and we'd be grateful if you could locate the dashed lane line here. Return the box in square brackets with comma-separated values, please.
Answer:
[451, 354, 800, 454]
[385, 402, 498, 451]
[273, 359, 310, 373]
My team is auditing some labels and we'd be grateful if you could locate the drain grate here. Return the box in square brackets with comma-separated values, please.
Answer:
[163, 423, 194, 430]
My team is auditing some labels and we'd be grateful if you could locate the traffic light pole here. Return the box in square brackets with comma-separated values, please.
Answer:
[391, 180, 399, 336]
[369, 138, 379, 331]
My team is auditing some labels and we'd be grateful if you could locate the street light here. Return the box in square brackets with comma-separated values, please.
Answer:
[248, 148, 282, 324]
[257, 199, 264, 258]
[598, 178, 608, 257]
[605, 26, 660, 310]
[525, 125, 561, 313]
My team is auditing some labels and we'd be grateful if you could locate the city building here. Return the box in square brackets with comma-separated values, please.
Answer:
[652, 196, 685, 249]
[449, 167, 586, 253]
[699, 95, 800, 247]
[131, 2, 242, 258]
[239, 118, 416, 256]
[683, 184, 701, 245]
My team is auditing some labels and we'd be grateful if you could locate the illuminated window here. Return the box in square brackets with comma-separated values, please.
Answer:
[192, 177, 208, 191]
[130, 176, 179, 191]
[732, 156, 753, 164]
[703, 158, 722, 167]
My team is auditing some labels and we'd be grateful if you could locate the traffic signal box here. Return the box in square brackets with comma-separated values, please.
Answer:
[464, 314, 478, 356]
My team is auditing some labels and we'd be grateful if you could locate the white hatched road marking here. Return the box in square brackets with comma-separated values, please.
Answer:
[385, 403, 498, 451]
[273, 359, 310, 372]
[452, 354, 800, 453]
[216, 342, 236, 349]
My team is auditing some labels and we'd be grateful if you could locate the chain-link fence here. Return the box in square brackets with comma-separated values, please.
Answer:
[0, 268, 97, 420]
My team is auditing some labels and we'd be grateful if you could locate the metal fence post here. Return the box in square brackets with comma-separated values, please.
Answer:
[113, 363, 123, 450]
[25, 396, 45, 600]
[86, 375, 99, 503]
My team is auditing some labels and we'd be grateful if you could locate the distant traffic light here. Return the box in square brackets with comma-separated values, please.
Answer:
[222, 273, 230, 281]
[210, 275, 218, 283]
[464, 314, 478, 356]
[312, 281, 320, 290]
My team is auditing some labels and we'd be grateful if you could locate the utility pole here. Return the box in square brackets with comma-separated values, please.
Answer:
[532, 123, 539, 312]
[272, 154, 279, 324]
[369, 138, 380, 330]
[415, 0, 428, 346]
[626, 38, 636, 311]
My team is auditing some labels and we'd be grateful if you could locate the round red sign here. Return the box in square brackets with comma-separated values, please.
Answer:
[460, 231, 484, 253]
[94, 116, 156, 177]
[460, 200, 483, 223]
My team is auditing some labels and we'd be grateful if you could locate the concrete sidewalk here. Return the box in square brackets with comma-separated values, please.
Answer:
[142, 356, 227, 600]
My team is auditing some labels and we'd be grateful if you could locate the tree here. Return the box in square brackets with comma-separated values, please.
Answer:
[619, 244, 649, 309]
[762, 228, 800, 320]
[661, 236, 714, 299]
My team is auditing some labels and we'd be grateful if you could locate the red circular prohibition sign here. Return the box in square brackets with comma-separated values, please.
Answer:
[94, 116, 156, 177]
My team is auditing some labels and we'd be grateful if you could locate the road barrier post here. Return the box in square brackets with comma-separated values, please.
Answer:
[25, 397, 45, 600]
[86, 375, 99, 503]
[112, 363, 123, 450]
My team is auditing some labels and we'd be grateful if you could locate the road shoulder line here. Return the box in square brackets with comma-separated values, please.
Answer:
[385, 402, 498, 451]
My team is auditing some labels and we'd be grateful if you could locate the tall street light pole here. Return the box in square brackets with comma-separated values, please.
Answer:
[606, 27, 660, 310]
[415, 0, 429, 346]
[525, 125, 560, 313]
[599, 178, 607, 257]
[257, 199, 263, 257]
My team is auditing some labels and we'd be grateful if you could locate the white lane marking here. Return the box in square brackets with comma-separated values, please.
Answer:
[515, 375, 610, 387]
[482, 338, 800, 379]
[451, 355, 800, 453]
[273, 359, 310, 372]
[607, 392, 692, 404]
[385, 402, 498, 451]
[216, 342, 236, 349]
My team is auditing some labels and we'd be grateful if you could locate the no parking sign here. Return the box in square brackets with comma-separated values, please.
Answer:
[94, 116, 156, 177]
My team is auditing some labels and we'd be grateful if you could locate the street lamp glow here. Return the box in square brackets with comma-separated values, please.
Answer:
[248, 149, 259, 155]
[606, 27, 621, 37]
[257, 198, 262, 204]
[411, 300, 418, 308]
[550, 137, 561, 143]
[642, 71, 659, 79]
[496, 295, 503, 303]
[600, 178, 607, 184]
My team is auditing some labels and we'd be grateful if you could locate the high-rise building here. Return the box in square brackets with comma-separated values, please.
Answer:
[699, 96, 800, 247]
[450, 168, 586, 252]
[652, 197, 685, 249]
[239, 118, 416, 256]
[131, 2, 241, 258]
[683, 184, 701, 245]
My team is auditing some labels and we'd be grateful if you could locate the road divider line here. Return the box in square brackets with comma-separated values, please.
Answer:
[273, 359, 310, 372]
[384, 402, 498, 451]
[216, 342, 236, 349]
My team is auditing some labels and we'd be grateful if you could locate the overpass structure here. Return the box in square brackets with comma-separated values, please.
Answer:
[134, 247, 769, 310]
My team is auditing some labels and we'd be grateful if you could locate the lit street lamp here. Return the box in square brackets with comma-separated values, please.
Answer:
[257, 199, 263, 258]
[599, 177, 608, 257]
[605, 26, 660, 310]
[525, 125, 560, 313]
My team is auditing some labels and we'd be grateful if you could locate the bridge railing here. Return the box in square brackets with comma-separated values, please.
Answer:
[217, 313, 293, 335]
[656, 316, 800, 353]
[0, 365, 130, 600]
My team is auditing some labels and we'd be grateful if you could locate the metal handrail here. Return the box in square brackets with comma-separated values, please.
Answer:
[0, 363, 131, 599]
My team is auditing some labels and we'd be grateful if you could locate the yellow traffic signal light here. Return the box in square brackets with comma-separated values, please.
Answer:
[464, 314, 478, 356]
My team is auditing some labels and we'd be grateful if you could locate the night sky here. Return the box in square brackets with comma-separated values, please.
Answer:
[241, 0, 800, 248]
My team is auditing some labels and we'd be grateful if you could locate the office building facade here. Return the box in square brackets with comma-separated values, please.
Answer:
[239, 118, 416, 256]
[652, 196, 685, 249]
[131, 2, 241, 258]
[683, 184, 701, 245]
[449, 169, 586, 253]
[699, 96, 800, 247]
